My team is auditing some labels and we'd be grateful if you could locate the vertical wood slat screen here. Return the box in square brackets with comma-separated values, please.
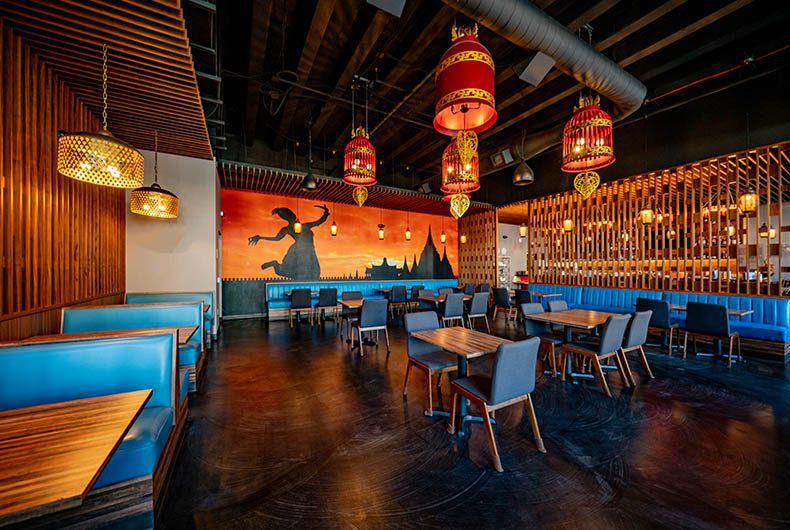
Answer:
[524, 142, 790, 297]
[0, 22, 125, 340]
[458, 210, 498, 288]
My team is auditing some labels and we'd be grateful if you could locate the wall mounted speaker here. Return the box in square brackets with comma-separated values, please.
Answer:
[513, 52, 556, 87]
[367, 0, 406, 17]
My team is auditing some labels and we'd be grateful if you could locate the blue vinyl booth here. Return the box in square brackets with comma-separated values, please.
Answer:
[529, 283, 790, 359]
[265, 279, 459, 319]
[125, 291, 215, 345]
[0, 330, 181, 512]
[62, 302, 205, 392]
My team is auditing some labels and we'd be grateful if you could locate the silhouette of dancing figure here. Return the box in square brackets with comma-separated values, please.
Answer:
[248, 204, 329, 280]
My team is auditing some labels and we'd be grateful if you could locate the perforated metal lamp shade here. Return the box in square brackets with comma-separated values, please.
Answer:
[130, 183, 179, 219]
[57, 130, 144, 188]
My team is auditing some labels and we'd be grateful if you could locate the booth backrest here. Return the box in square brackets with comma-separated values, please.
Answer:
[62, 302, 204, 347]
[528, 284, 583, 306]
[266, 279, 458, 310]
[0, 332, 176, 411]
[125, 291, 214, 331]
[580, 287, 663, 312]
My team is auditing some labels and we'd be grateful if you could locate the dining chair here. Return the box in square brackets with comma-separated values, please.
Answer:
[351, 299, 390, 355]
[408, 285, 425, 311]
[492, 287, 516, 325]
[438, 287, 454, 296]
[513, 290, 531, 323]
[403, 311, 457, 416]
[313, 288, 338, 325]
[288, 288, 313, 327]
[463, 283, 476, 295]
[521, 302, 563, 377]
[466, 292, 490, 332]
[636, 298, 678, 354]
[389, 285, 409, 318]
[340, 291, 362, 339]
[441, 293, 465, 327]
[547, 299, 568, 312]
[478, 283, 490, 294]
[683, 302, 741, 367]
[619, 310, 654, 382]
[447, 337, 546, 472]
[418, 289, 436, 311]
[561, 314, 632, 396]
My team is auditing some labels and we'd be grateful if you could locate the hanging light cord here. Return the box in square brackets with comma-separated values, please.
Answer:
[101, 43, 108, 130]
[365, 81, 369, 132]
[154, 130, 159, 184]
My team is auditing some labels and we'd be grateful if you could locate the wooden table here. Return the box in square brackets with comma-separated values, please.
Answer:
[20, 326, 198, 346]
[670, 304, 754, 317]
[0, 390, 151, 525]
[529, 292, 562, 300]
[418, 294, 472, 304]
[285, 290, 319, 296]
[411, 327, 511, 433]
[338, 299, 363, 309]
[375, 288, 392, 294]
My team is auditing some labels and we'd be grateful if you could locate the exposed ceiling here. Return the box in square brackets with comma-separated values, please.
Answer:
[212, 0, 789, 198]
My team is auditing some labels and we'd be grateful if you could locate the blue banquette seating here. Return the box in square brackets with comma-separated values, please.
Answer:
[0, 330, 180, 500]
[529, 283, 790, 356]
[265, 279, 459, 317]
[62, 301, 205, 391]
[125, 291, 215, 344]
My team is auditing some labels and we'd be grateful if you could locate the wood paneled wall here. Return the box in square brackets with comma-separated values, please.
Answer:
[520, 142, 790, 296]
[458, 210, 498, 288]
[0, 22, 125, 340]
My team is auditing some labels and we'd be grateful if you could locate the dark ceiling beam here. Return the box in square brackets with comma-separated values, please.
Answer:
[273, 0, 338, 149]
[243, 0, 273, 146]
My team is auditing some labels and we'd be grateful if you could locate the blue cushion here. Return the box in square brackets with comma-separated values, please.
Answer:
[412, 350, 457, 371]
[179, 340, 201, 366]
[94, 407, 173, 488]
[179, 368, 189, 403]
[453, 375, 492, 402]
[732, 322, 790, 342]
[573, 303, 629, 314]
[125, 291, 214, 329]
[528, 284, 583, 306]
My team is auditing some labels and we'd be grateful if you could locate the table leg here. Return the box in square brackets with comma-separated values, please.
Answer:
[563, 325, 595, 380]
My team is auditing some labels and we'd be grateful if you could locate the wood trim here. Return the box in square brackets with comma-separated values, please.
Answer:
[458, 210, 498, 288]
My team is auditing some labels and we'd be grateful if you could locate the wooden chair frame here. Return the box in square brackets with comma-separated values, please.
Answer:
[648, 324, 680, 355]
[402, 357, 457, 417]
[492, 305, 517, 326]
[466, 312, 491, 333]
[288, 306, 313, 327]
[350, 322, 390, 355]
[561, 343, 632, 397]
[682, 330, 742, 367]
[619, 344, 654, 383]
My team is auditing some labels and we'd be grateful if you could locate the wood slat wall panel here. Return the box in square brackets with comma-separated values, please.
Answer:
[0, 23, 125, 341]
[458, 210, 498, 288]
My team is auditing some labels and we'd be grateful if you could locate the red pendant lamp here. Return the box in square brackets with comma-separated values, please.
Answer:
[441, 130, 479, 219]
[434, 23, 497, 136]
[561, 94, 615, 172]
[343, 83, 376, 206]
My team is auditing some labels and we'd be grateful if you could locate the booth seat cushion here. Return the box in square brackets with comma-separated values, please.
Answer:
[672, 316, 790, 342]
[528, 284, 583, 306]
[179, 368, 189, 403]
[94, 406, 173, 489]
[179, 340, 201, 366]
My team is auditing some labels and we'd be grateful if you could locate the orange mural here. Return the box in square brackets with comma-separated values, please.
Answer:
[221, 190, 459, 280]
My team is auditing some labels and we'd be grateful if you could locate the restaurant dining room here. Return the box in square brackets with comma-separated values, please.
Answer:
[1, 0, 789, 528]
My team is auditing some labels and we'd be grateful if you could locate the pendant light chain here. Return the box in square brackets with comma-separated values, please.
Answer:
[365, 81, 369, 132]
[101, 43, 108, 131]
[154, 130, 159, 184]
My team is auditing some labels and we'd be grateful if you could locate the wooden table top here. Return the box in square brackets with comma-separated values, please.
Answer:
[670, 305, 754, 317]
[285, 291, 319, 296]
[411, 327, 511, 360]
[418, 294, 472, 303]
[0, 390, 151, 523]
[529, 292, 562, 298]
[376, 288, 392, 293]
[524, 309, 620, 330]
[338, 299, 363, 309]
[19, 326, 197, 346]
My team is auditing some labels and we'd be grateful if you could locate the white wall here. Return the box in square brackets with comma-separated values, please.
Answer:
[126, 150, 219, 331]
[498, 223, 528, 289]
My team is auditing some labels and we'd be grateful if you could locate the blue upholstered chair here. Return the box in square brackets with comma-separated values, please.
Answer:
[447, 337, 545, 472]
[492, 287, 516, 325]
[351, 299, 390, 354]
[463, 283, 476, 295]
[313, 288, 338, 325]
[466, 291, 490, 332]
[636, 297, 678, 354]
[340, 291, 362, 339]
[561, 314, 631, 396]
[620, 310, 654, 381]
[514, 290, 531, 323]
[547, 299, 568, 312]
[403, 311, 457, 416]
[408, 285, 425, 311]
[438, 287, 454, 296]
[683, 302, 741, 367]
[289, 288, 313, 327]
[478, 283, 491, 294]
[441, 293, 465, 327]
[389, 285, 408, 317]
[521, 302, 563, 377]
[418, 289, 436, 311]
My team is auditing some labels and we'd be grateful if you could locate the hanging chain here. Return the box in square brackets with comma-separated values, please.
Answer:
[365, 81, 369, 133]
[351, 83, 355, 131]
[154, 130, 159, 184]
[101, 43, 108, 130]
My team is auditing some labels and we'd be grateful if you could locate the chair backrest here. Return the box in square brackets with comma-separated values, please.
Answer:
[443, 293, 465, 318]
[438, 287, 454, 296]
[404, 311, 441, 358]
[391, 285, 407, 303]
[493, 287, 510, 307]
[548, 299, 568, 312]
[409, 285, 424, 300]
[359, 299, 388, 328]
[686, 302, 730, 336]
[290, 288, 312, 309]
[463, 283, 476, 295]
[317, 288, 337, 307]
[597, 314, 631, 355]
[520, 303, 549, 336]
[478, 283, 490, 294]
[418, 289, 434, 297]
[636, 297, 670, 328]
[489, 337, 540, 405]
[514, 290, 532, 306]
[125, 291, 214, 323]
[342, 291, 363, 300]
[468, 292, 488, 315]
[623, 310, 652, 349]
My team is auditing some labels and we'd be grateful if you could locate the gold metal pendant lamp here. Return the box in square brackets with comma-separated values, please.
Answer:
[57, 44, 144, 188]
[130, 131, 179, 218]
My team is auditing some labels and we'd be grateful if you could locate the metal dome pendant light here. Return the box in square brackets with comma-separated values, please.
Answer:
[302, 117, 318, 191]
[343, 82, 376, 206]
[57, 44, 144, 188]
[513, 127, 534, 186]
[130, 131, 179, 219]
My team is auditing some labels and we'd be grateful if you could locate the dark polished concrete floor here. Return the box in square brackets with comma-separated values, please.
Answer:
[160, 316, 790, 529]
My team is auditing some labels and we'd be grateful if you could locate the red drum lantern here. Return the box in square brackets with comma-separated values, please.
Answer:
[561, 95, 615, 172]
[442, 131, 479, 219]
[343, 126, 376, 206]
[434, 24, 497, 136]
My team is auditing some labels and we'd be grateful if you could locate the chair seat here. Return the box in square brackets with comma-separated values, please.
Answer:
[563, 340, 599, 355]
[314, 302, 337, 308]
[178, 340, 201, 366]
[453, 375, 492, 403]
[411, 350, 457, 371]
[536, 333, 563, 346]
[93, 406, 173, 488]
[179, 367, 189, 402]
